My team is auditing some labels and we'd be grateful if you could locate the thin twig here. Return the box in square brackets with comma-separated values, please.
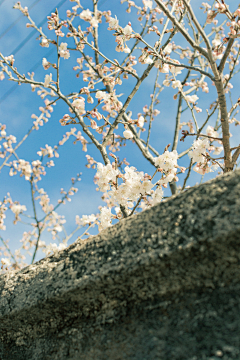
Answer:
[181, 158, 193, 191]
[146, 70, 160, 149]
[129, 195, 143, 216]
[0, 236, 19, 266]
[56, 34, 60, 92]
[30, 180, 41, 264]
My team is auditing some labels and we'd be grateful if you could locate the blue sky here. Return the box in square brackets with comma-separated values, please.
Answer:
[0, 0, 239, 264]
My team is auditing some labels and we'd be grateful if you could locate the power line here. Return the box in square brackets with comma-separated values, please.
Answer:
[0, 0, 7, 7]
[0, 0, 42, 41]
[11, 0, 67, 56]
[0, 0, 67, 103]
[98, 0, 108, 7]
[0, 0, 107, 104]
[0, 47, 55, 105]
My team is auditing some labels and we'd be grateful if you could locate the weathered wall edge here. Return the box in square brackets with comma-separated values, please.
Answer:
[0, 169, 240, 345]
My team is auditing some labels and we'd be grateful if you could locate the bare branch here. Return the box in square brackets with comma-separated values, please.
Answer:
[218, 37, 234, 74]
[67, 21, 139, 80]
[102, 61, 155, 147]
[154, 0, 210, 60]
[93, 0, 100, 66]
[232, 146, 240, 166]
[146, 70, 160, 149]
[182, 0, 214, 63]
[56, 35, 60, 92]
[0, 236, 19, 267]
[181, 158, 193, 191]
[139, 35, 215, 81]
[30, 180, 41, 264]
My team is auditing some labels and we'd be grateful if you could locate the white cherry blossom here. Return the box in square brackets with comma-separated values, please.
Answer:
[59, 43, 70, 59]
[188, 138, 209, 163]
[164, 43, 172, 55]
[43, 242, 67, 256]
[11, 204, 27, 215]
[95, 91, 110, 101]
[123, 129, 133, 139]
[150, 187, 164, 205]
[143, 0, 152, 9]
[72, 98, 86, 115]
[213, 146, 223, 155]
[42, 58, 50, 70]
[137, 116, 145, 127]
[80, 9, 92, 21]
[108, 16, 119, 30]
[206, 125, 219, 140]
[185, 94, 199, 104]
[1, 258, 11, 266]
[123, 24, 132, 36]
[154, 150, 178, 171]
[99, 207, 112, 229]
[41, 38, 49, 47]
[90, 17, 99, 28]
[172, 80, 182, 89]
[44, 73, 52, 87]
[76, 214, 96, 226]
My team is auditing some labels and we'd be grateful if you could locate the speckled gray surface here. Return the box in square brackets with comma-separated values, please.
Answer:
[0, 169, 240, 360]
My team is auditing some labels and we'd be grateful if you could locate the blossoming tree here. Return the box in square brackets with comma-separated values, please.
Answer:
[0, 0, 240, 272]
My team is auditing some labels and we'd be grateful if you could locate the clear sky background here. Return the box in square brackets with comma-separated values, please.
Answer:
[0, 0, 239, 264]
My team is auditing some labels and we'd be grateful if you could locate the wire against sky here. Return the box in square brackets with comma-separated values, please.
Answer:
[0, 0, 109, 104]
[0, 48, 55, 105]
[11, 0, 67, 56]
[0, 0, 7, 7]
[0, 0, 42, 41]
[0, 0, 67, 103]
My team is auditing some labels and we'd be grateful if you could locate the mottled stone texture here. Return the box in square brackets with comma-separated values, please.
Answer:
[0, 170, 240, 360]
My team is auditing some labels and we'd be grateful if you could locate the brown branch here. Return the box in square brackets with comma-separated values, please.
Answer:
[218, 37, 234, 74]
[56, 35, 60, 92]
[232, 146, 240, 166]
[183, 133, 223, 141]
[181, 158, 193, 191]
[122, 113, 156, 167]
[215, 78, 232, 172]
[93, 0, 99, 66]
[67, 21, 139, 80]
[129, 195, 143, 217]
[139, 35, 215, 81]
[0, 235, 19, 267]
[202, 153, 224, 171]
[30, 180, 41, 264]
[146, 70, 160, 149]
[154, 0, 210, 60]
[182, 0, 214, 64]
[228, 100, 240, 119]
[102, 61, 156, 147]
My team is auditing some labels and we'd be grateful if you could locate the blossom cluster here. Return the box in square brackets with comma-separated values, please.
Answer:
[108, 16, 133, 53]
[0, 124, 17, 158]
[188, 127, 223, 175]
[80, 9, 99, 28]
[58, 42, 70, 59]
[9, 159, 32, 180]
[95, 149, 184, 229]
[189, 138, 210, 164]
[0, 200, 7, 231]
[1, 0, 240, 272]
[75, 214, 97, 227]
[154, 150, 180, 185]
[42, 242, 67, 256]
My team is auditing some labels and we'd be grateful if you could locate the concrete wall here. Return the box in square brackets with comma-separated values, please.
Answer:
[1, 169, 240, 360]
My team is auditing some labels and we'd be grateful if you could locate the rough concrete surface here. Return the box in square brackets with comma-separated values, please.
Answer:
[0, 169, 240, 360]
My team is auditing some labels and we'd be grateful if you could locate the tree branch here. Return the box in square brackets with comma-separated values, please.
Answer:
[154, 0, 210, 60]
